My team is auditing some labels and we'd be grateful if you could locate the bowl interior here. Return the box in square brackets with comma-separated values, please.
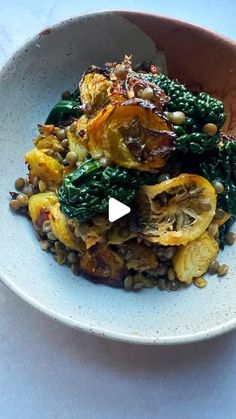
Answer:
[0, 11, 236, 344]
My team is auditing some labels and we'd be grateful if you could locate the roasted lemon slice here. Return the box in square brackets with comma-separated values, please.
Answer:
[138, 174, 216, 246]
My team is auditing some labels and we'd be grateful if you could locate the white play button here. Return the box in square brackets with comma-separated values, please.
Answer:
[108, 198, 131, 222]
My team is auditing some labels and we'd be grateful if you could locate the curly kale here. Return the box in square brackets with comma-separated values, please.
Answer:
[45, 89, 82, 125]
[143, 73, 225, 154]
[196, 92, 225, 126]
[173, 130, 220, 154]
[173, 134, 236, 217]
[199, 140, 236, 215]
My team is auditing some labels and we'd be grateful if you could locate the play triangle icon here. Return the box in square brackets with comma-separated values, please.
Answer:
[108, 198, 131, 222]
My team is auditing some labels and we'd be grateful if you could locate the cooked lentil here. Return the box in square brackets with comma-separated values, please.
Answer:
[217, 264, 229, 276]
[225, 231, 236, 246]
[15, 177, 25, 191]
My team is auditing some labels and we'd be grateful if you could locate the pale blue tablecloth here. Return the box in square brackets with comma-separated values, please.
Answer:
[0, 1, 236, 418]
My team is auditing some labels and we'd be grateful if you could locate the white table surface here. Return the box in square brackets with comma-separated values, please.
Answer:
[1, 1, 236, 418]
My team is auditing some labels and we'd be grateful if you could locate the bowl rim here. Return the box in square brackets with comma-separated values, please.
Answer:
[1, 9, 236, 345]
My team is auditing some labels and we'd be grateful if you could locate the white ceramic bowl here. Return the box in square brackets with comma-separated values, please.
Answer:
[1, 11, 236, 344]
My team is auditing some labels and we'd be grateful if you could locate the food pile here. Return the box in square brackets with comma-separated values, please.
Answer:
[9, 56, 236, 291]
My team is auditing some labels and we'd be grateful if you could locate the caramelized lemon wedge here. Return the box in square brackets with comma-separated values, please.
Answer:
[137, 174, 217, 246]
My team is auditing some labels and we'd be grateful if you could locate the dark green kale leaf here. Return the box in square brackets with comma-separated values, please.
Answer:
[143, 73, 225, 154]
[58, 157, 166, 223]
[58, 159, 142, 222]
[199, 139, 236, 215]
[45, 89, 83, 125]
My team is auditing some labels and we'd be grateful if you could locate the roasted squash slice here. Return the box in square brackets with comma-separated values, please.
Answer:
[88, 99, 175, 171]
[28, 192, 57, 230]
[50, 203, 85, 252]
[173, 231, 219, 284]
[67, 115, 89, 161]
[79, 243, 127, 287]
[25, 148, 63, 187]
[80, 63, 169, 115]
[34, 134, 61, 152]
[138, 174, 217, 246]
[79, 70, 113, 114]
[37, 124, 56, 136]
